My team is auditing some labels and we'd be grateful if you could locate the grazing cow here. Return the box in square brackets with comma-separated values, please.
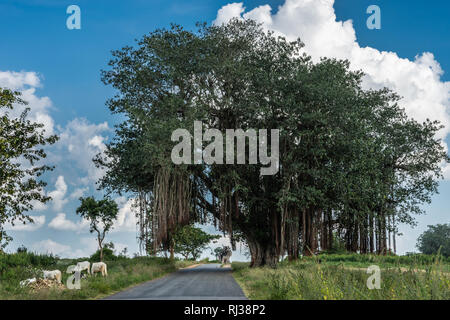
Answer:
[19, 278, 36, 287]
[43, 270, 62, 283]
[76, 261, 91, 275]
[91, 262, 108, 277]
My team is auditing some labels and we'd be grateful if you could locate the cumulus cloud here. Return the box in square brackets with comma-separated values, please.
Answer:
[0, 68, 112, 189]
[214, 0, 450, 177]
[31, 237, 100, 258]
[0, 70, 55, 136]
[69, 187, 89, 200]
[32, 239, 72, 256]
[50, 118, 110, 185]
[4, 215, 46, 231]
[47, 175, 69, 211]
[47, 197, 138, 234]
[112, 197, 138, 233]
[48, 213, 89, 233]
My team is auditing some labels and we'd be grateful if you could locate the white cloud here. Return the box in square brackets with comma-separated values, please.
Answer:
[78, 237, 99, 255]
[50, 118, 110, 185]
[213, 2, 246, 25]
[0, 70, 41, 88]
[111, 197, 137, 233]
[47, 196, 138, 234]
[214, 0, 450, 177]
[47, 175, 69, 211]
[0, 70, 54, 136]
[4, 215, 46, 231]
[69, 187, 89, 200]
[32, 239, 71, 256]
[31, 238, 98, 259]
[48, 213, 89, 233]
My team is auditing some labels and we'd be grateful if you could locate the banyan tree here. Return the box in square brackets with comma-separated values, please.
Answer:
[95, 20, 449, 267]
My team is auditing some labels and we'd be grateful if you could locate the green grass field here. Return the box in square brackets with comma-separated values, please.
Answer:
[0, 252, 197, 300]
[232, 254, 450, 300]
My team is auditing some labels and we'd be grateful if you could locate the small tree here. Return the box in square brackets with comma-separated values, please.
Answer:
[213, 247, 224, 261]
[76, 196, 118, 261]
[16, 245, 28, 253]
[417, 224, 450, 257]
[213, 246, 232, 263]
[173, 225, 220, 260]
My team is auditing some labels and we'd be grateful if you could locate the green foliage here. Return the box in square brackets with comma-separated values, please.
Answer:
[89, 248, 119, 262]
[0, 255, 197, 300]
[76, 197, 119, 234]
[173, 225, 220, 260]
[314, 252, 450, 267]
[76, 197, 119, 261]
[213, 245, 232, 262]
[0, 251, 58, 279]
[97, 19, 449, 265]
[16, 246, 28, 254]
[417, 224, 450, 257]
[0, 230, 12, 252]
[0, 88, 58, 250]
[232, 254, 450, 300]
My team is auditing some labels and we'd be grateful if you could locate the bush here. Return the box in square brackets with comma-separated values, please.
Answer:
[89, 248, 125, 262]
[16, 246, 28, 254]
[0, 251, 58, 280]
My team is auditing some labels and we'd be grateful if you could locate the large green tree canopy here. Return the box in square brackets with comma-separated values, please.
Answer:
[96, 20, 449, 266]
[0, 88, 58, 250]
[417, 224, 450, 257]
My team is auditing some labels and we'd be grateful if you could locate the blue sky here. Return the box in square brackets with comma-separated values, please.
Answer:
[0, 0, 449, 260]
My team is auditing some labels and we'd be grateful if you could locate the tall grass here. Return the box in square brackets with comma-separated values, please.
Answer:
[0, 252, 196, 300]
[232, 254, 450, 300]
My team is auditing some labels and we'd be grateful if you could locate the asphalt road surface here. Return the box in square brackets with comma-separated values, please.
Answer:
[104, 264, 247, 300]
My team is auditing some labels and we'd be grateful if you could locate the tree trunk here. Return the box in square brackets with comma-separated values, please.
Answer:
[169, 237, 175, 260]
[302, 207, 317, 256]
[369, 213, 374, 253]
[170, 244, 174, 260]
[321, 211, 328, 251]
[247, 237, 279, 267]
[287, 210, 299, 261]
[301, 208, 306, 254]
[328, 210, 333, 251]
[387, 214, 391, 254]
[392, 215, 397, 254]
[98, 235, 103, 262]
[360, 217, 368, 254]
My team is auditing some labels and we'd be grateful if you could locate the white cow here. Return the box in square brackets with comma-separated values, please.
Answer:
[76, 261, 91, 275]
[43, 270, 62, 283]
[91, 262, 108, 277]
[19, 277, 36, 287]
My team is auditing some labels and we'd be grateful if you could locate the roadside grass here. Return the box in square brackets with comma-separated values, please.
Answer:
[0, 252, 197, 300]
[232, 254, 450, 300]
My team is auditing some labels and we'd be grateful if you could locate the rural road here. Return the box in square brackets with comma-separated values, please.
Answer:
[104, 264, 247, 300]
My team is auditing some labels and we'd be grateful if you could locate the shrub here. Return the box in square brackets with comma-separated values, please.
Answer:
[89, 248, 122, 262]
[0, 251, 58, 280]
